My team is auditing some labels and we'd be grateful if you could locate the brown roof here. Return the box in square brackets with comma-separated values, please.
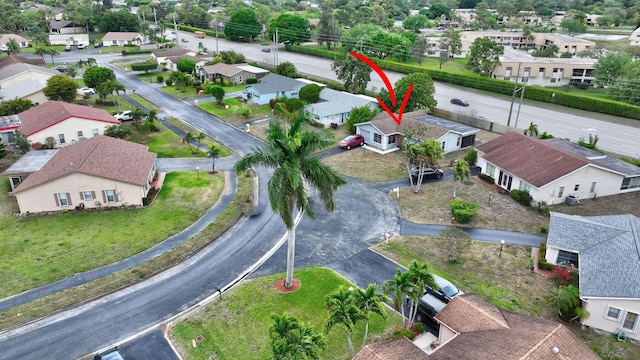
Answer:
[353, 337, 430, 360]
[476, 132, 588, 187]
[367, 111, 449, 140]
[165, 55, 205, 64]
[102, 32, 141, 41]
[13, 136, 156, 193]
[0, 55, 45, 68]
[17, 101, 120, 136]
[152, 46, 191, 58]
[200, 62, 245, 77]
[0, 33, 29, 44]
[430, 295, 600, 360]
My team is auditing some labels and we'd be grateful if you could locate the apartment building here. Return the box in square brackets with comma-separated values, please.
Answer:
[461, 31, 595, 55]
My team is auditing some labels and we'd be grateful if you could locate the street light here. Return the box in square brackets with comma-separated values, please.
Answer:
[196, 166, 200, 179]
[499, 240, 505, 258]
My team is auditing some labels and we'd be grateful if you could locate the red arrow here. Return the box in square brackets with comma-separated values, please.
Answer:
[349, 52, 413, 125]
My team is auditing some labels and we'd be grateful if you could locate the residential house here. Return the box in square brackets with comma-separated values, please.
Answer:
[631, 27, 640, 46]
[497, 47, 597, 87]
[545, 212, 640, 340]
[354, 295, 599, 359]
[243, 73, 306, 105]
[355, 111, 478, 154]
[304, 88, 378, 128]
[2, 149, 58, 190]
[476, 132, 640, 205]
[0, 114, 20, 144]
[49, 34, 89, 47]
[0, 55, 45, 68]
[2, 136, 157, 214]
[150, 47, 195, 68]
[49, 20, 86, 34]
[16, 101, 121, 148]
[101, 32, 146, 47]
[0, 63, 59, 104]
[0, 34, 30, 49]
[199, 63, 268, 84]
[163, 55, 208, 72]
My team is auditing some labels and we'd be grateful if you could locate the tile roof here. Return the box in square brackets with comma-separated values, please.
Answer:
[476, 132, 589, 187]
[0, 63, 58, 82]
[152, 46, 191, 58]
[12, 136, 156, 193]
[247, 73, 305, 94]
[201, 63, 247, 77]
[430, 295, 600, 360]
[102, 32, 141, 41]
[353, 337, 430, 360]
[547, 212, 640, 298]
[363, 111, 449, 140]
[0, 55, 46, 68]
[17, 101, 120, 136]
[0, 33, 29, 44]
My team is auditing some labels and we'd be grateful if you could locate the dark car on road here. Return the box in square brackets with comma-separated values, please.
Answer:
[409, 166, 444, 181]
[262, 48, 271, 52]
[54, 65, 68, 73]
[450, 98, 469, 106]
[339, 134, 365, 150]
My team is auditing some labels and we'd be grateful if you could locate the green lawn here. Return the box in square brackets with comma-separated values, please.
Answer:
[0, 172, 223, 298]
[162, 84, 199, 99]
[172, 267, 401, 360]
[199, 98, 272, 124]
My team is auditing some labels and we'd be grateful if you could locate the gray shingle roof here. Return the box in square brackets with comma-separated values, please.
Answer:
[412, 113, 479, 135]
[248, 73, 304, 94]
[305, 88, 376, 117]
[0, 63, 58, 82]
[1, 150, 58, 175]
[545, 138, 640, 177]
[547, 212, 640, 298]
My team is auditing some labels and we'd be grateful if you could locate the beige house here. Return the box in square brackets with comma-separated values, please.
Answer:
[354, 295, 599, 359]
[16, 101, 121, 148]
[4, 136, 157, 214]
[101, 32, 146, 46]
[460, 31, 595, 56]
[150, 47, 196, 68]
[631, 27, 640, 46]
[0, 63, 58, 103]
[49, 20, 86, 34]
[496, 47, 597, 87]
[0, 34, 30, 48]
[164, 55, 208, 72]
[48, 34, 89, 47]
[476, 132, 640, 205]
[199, 63, 268, 84]
[545, 212, 640, 341]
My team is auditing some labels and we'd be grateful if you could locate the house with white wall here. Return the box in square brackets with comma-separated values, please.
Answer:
[545, 212, 640, 341]
[101, 32, 147, 47]
[476, 132, 640, 205]
[304, 88, 378, 128]
[243, 73, 305, 105]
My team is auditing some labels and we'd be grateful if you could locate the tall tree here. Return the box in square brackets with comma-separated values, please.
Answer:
[224, 8, 262, 41]
[274, 62, 298, 78]
[208, 145, 221, 173]
[453, 159, 470, 198]
[593, 53, 632, 87]
[382, 268, 411, 321]
[325, 286, 365, 357]
[404, 261, 437, 328]
[5, 39, 21, 56]
[354, 284, 389, 349]
[268, 14, 311, 48]
[406, 139, 444, 193]
[439, 28, 462, 57]
[331, 52, 371, 93]
[234, 116, 346, 288]
[411, 37, 430, 66]
[403, 14, 430, 32]
[83, 66, 116, 89]
[317, 6, 340, 50]
[0, 98, 33, 116]
[99, 10, 140, 32]
[43, 75, 78, 102]
[270, 314, 325, 360]
[379, 72, 437, 114]
[466, 37, 504, 77]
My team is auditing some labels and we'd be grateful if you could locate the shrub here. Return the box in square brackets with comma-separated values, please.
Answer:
[450, 199, 479, 224]
[539, 226, 548, 234]
[509, 189, 533, 206]
[620, 157, 640, 167]
[552, 264, 575, 286]
[165, 78, 173, 86]
[414, 322, 425, 334]
[130, 61, 158, 73]
[388, 327, 416, 340]
[245, 78, 257, 84]
[538, 243, 555, 271]
[464, 148, 478, 165]
[478, 173, 494, 184]
[156, 75, 164, 83]
[536, 201, 550, 216]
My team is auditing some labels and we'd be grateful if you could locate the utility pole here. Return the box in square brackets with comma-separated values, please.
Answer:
[215, 22, 219, 54]
[173, 14, 178, 44]
[275, 28, 279, 66]
[507, 63, 524, 127]
[153, 8, 157, 26]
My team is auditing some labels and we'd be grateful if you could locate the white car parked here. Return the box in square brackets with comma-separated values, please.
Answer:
[113, 110, 133, 121]
[77, 87, 95, 95]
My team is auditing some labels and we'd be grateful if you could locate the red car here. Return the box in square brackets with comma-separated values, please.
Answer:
[339, 134, 365, 149]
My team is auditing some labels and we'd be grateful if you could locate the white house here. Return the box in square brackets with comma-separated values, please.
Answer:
[243, 73, 306, 105]
[476, 132, 640, 205]
[631, 27, 640, 46]
[0, 34, 30, 49]
[304, 88, 378, 128]
[16, 101, 121, 148]
[101, 32, 147, 47]
[48, 34, 89, 47]
[545, 212, 640, 341]
[0, 63, 58, 104]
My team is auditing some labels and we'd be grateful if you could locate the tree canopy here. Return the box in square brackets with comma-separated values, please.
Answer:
[466, 38, 504, 77]
[331, 53, 371, 93]
[379, 72, 437, 113]
[43, 75, 78, 102]
[99, 10, 140, 32]
[0, 98, 33, 116]
[83, 67, 116, 89]
[268, 13, 311, 47]
[224, 8, 262, 41]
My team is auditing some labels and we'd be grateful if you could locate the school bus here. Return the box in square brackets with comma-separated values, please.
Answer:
[194, 31, 205, 38]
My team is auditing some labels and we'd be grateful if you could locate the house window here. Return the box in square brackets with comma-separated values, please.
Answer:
[605, 306, 622, 321]
[93, 128, 99, 136]
[388, 134, 397, 144]
[504, 76, 510, 81]
[524, 67, 531, 72]
[574, 184, 580, 191]
[59, 134, 66, 144]
[486, 164, 496, 178]
[519, 181, 531, 193]
[539, 67, 545, 73]
[557, 250, 578, 267]
[441, 142, 445, 150]
[80, 191, 94, 200]
[373, 133, 382, 144]
[104, 189, 117, 203]
[551, 78, 557, 83]
[590, 181, 597, 193]
[56, 192, 71, 207]
[77, 131, 83, 138]
[621, 177, 640, 190]
[558, 186, 564, 198]
[622, 312, 639, 331]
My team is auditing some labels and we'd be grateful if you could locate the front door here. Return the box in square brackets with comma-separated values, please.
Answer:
[498, 170, 513, 191]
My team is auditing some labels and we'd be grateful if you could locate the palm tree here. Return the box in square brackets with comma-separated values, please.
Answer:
[234, 116, 346, 288]
[407, 139, 444, 193]
[523, 122, 539, 137]
[270, 313, 299, 340]
[382, 268, 412, 322]
[405, 261, 437, 327]
[6, 39, 21, 56]
[34, 47, 47, 61]
[45, 47, 59, 65]
[208, 145, 221, 173]
[325, 286, 365, 357]
[355, 284, 389, 349]
[184, 132, 196, 153]
[137, 120, 151, 141]
[453, 159, 471, 198]
[270, 314, 325, 360]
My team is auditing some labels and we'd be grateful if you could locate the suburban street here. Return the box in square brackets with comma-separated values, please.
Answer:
[1, 38, 638, 359]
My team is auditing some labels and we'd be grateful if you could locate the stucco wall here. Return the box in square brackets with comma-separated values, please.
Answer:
[26, 117, 116, 148]
[14, 172, 150, 214]
[583, 298, 640, 341]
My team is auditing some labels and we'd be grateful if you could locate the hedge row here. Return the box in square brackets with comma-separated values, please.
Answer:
[289, 45, 640, 120]
[175, 24, 228, 40]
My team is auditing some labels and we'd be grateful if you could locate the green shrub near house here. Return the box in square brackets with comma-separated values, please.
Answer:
[450, 199, 479, 223]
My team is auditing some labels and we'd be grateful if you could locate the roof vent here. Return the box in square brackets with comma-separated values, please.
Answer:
[552, 347, 559, 354]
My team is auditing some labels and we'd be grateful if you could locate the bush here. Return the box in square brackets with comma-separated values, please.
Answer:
[450, 199, 479, 224]
[538, 242, 555, 271]
[536, 201, 550, 216]
[245, 78, 257, 84]
[130, 61, 158, 73]
[464, 148, 478, 165]
[509, 189, 533, 206]
[165, 78, 173, 86]
[414, 322, 425, 334]
[478, 173, 494, 184]
[156, 75, 164, 83]
[387, 327, 416, 341]
[539, 226, 548, 234]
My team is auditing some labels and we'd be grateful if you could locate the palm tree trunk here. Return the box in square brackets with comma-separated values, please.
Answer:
[453, 180, 457, 198]
[361, 321, 370, 349]
[346, 330, 355, 357]
[285, 226, 296, 288]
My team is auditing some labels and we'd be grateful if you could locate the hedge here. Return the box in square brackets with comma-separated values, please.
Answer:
[450, 199, 479, 224]
[288, 45, 640, 120]
[130, 61, 158, 72]
[173, 24, 228, 40]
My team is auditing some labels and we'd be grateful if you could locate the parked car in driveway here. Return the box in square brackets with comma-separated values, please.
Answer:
[339, 134, 365, 150]
[416, 292, 447, 322]
[451, 98, 469, 107]
[409, 166, 444, 181]
[94, 347, 125, 360]
[78, 87, 95, 95]
[427, 274, 464, 302]
[113, 110, 133, 121]
[54, 65, 68, 73]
